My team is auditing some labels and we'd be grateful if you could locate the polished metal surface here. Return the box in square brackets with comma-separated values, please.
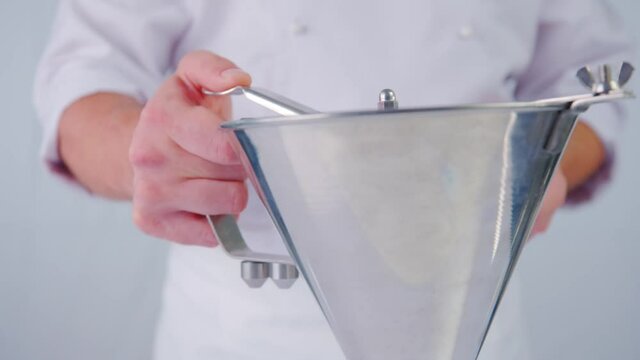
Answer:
[238, 261, 298, 289]
[206, 214, 298, 288]
[230, 107, 574, 360]
[203, 86, 315, 115]
[241, 261, 269, 288]
[577, 66, 596, 90]
[577, 61, 634, 95]
[378, 89, 398, 110]
[218, 89, 636, 130]
[203, 64, 634, 360]
[206, 214, 295, 265]
[269, 263, 299, 289]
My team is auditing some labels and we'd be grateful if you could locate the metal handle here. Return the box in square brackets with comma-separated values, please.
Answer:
[203, 87, 318, 288]
[203, 86, 316, 115]
[205, 215, 295, 264]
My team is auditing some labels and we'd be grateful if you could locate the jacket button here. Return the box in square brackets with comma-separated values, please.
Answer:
[458, 25, 474, 40]
[290, 21, 309, 35]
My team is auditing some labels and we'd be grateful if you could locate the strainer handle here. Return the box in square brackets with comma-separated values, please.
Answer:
[203, 86, 316, 116]
[202, 86, 317, 288]
[205, 215, 296, 265]
[206, 214, 299, 289]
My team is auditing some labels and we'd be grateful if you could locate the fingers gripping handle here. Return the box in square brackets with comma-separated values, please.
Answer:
[203, 87, 316, 288]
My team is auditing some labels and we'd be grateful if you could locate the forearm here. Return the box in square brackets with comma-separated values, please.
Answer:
[560, 121, 606, 191]
[58, 92, 141, 199]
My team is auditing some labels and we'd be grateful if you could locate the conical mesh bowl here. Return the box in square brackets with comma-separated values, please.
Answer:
[223, 105, 572, 360]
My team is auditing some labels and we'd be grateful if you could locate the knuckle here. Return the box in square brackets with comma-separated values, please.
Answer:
[129, 144, 166, 169]
[132, 207, 162, 236]
[134, 181, 166, 207]
[130, 105, 170, 169]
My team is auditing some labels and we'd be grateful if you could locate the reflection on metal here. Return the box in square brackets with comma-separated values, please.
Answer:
[203, 63, 634, 360]
[240, 261, 269, 288]
[378, 89, 398, 110]
[203, 86, 314, 116]
[493, 113, 516, 262]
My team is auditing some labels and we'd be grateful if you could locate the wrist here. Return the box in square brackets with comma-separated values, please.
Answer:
[58, 93, 141, 200]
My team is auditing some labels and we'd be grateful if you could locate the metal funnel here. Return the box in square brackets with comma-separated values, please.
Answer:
[204, 64, 634, 360]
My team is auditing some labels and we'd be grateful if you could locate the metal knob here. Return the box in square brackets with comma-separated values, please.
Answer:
[270, 263, 299, 289]
[241, 261, 270, 288]
[240, 261, 299, 288]
[378, 89, 398, 110]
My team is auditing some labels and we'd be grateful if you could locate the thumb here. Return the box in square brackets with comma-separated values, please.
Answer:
[176, 50, 251, 95]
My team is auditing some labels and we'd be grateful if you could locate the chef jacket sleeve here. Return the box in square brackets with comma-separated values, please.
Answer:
[514, 0, 636, 203]
[33, 0, 190, 181]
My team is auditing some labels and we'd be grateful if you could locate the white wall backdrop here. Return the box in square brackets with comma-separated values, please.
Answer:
[0, 1, 638, 359]
[516, 1, 640, 359]
[0, 2, 168, 359]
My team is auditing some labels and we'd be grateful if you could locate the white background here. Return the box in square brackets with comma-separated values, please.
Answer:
[0, 1, 638, 359]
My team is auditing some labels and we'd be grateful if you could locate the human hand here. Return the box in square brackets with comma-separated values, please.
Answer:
[530, 169, 568, 237]
[129, 51, 251, 246]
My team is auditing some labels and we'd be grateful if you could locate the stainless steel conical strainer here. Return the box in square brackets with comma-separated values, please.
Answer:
[202, 63, 634, 360]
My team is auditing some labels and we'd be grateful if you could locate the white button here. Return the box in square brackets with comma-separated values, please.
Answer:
[458, 25, 474, 40]
[290, 21, 309, 35]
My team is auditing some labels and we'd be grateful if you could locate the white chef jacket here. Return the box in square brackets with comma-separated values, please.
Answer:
[34, 0, 634, 359]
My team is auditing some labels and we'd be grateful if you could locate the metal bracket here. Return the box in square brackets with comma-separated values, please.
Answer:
[544, 62, 635, 152]
[207, 215, 299, 289]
